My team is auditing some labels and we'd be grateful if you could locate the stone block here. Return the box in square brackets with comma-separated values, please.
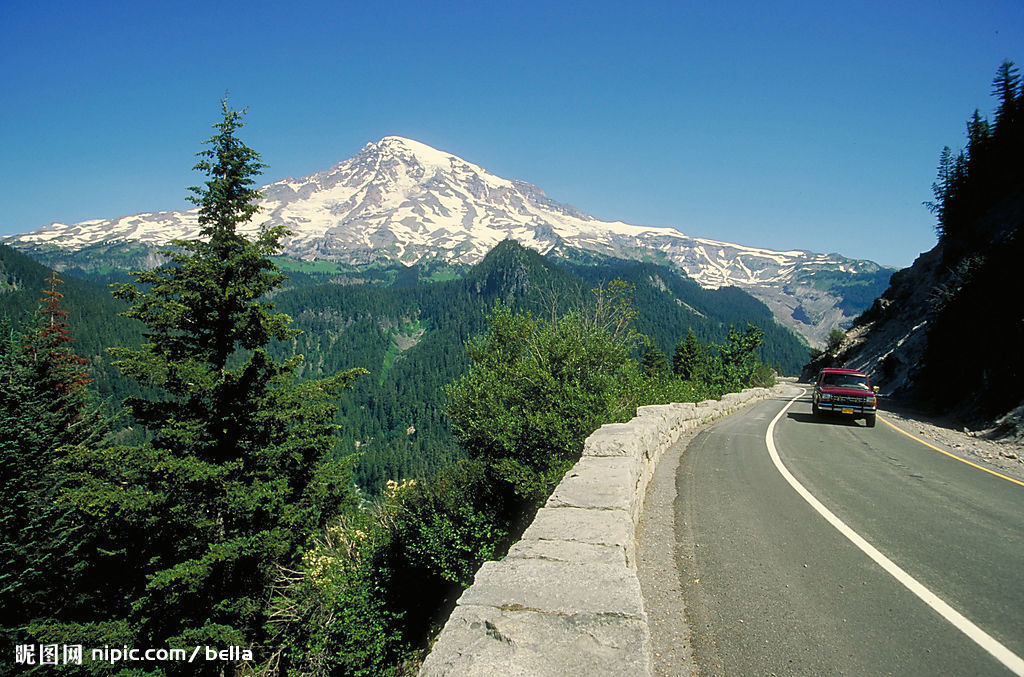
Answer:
[506, 538, 627, 568]
[585, 419, 660, 459]
[521, 507, 632, 552]
[720, 391, 747, 409]
[546, 456, 638, 514]
[674, 401, 698, 420]
[459, 557, 645, 617]
[635, 403, 675, 419]
[583, 422, 646, 459]
[418, 605, 652, 677]
[635, 406, 680, 446]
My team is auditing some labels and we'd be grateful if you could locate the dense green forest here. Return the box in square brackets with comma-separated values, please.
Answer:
[267, 240, 808, 492]
[0, 244, 141, 406]
[2, 235, 810, 495]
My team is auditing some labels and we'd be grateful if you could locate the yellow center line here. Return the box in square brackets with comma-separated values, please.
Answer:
[879, 415, 1024, 488]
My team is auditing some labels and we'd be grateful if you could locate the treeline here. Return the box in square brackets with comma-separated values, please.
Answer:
[2, 102, 781, 675]
[270, 241, 806, 493]
[917, 61, 1024, 417]
[927, 61, 1024, 257]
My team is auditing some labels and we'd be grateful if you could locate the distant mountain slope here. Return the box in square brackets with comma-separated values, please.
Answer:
[4, 136, 890, 346]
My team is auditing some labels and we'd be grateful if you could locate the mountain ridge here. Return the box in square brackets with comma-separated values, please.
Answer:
[3, 135, 892, 346]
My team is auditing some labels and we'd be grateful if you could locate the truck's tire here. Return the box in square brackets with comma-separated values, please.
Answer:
[865, 413, 876, 428]
[812, 401, 820, 417]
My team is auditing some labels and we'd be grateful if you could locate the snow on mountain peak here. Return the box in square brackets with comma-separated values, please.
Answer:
[374, 136, 456, 167]
[362, 136, 516, 192]
[3, 135, 889, 345]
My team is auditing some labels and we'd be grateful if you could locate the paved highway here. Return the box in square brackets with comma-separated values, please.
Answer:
[674, 385, 1024, 676]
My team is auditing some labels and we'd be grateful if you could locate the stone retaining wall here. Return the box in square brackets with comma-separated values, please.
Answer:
[418, 384, 788, 676]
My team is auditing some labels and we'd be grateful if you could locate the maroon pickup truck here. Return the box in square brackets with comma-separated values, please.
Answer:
[812, 367, 879, 427]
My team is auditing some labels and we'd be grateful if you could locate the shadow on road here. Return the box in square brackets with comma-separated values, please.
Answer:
[787, 411, 868, 427]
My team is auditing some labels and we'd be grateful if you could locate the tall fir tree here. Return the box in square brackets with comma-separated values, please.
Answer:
[61, 100, 364, 672]
[992, 60, 1021, 130]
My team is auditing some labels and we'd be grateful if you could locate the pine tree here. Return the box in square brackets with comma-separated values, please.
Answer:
[640, 344, 670, 377]
[62, 100, 364, 668]
[966, 110, 992, 160]
[992, 60, 1021, 130]
[1, 276, 105, 648]
[672, 329, 704, 379]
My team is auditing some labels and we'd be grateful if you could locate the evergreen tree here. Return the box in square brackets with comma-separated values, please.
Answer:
[61, 101, 364, 670]
[992, 60, 1021, 129]
[640, 344, 670, 377]
[966, 110, 992, 160]
[1, 275, 105, 650]
[717, 324, 765, 389]
[672, 328, 705, 379]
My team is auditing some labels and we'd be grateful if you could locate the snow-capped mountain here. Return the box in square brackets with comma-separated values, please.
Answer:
[4, 136, 891, 346]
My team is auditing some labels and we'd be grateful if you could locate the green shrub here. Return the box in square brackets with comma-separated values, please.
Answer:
[389, 462, 505, 588]
[444, 302, 640, 500]
[265, 510, 404, 677]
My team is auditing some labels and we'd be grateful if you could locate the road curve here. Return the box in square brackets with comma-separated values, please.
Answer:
[672, 385, 1024, 676]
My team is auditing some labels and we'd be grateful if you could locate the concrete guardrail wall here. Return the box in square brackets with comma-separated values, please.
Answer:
[418, 384, 789, 676]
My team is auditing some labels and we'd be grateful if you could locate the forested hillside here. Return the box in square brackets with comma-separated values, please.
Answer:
[4, 233, 809, 495]
[271, 240, 809, 491]
[0, 244, 141, 405]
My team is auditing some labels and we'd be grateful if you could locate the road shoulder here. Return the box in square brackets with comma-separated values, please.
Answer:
[878, 406, 1024, 482]
[636, 426, 701, 677]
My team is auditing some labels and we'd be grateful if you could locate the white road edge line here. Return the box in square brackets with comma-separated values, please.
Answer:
[766, 387, 1024, 676]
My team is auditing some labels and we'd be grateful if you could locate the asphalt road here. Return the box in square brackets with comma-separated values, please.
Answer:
[675, 385, 1024, 676]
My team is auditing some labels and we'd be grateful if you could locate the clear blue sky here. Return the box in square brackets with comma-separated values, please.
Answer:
[2, 0, 1021, 268]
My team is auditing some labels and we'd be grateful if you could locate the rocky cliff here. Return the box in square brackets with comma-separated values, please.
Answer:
[809, 195, 1024, 439]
